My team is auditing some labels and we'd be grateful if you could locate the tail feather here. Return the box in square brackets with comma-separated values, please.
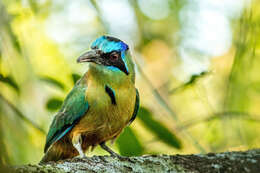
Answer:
[40, 147, 62, 164]
[40, 152, 56, 164]
[40, 142, 78, 164]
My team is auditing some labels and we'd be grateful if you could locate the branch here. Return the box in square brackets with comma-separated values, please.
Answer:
[168, 71, 210, 94]
[176, 111, 260, 131]
[11, 149, 260, 173]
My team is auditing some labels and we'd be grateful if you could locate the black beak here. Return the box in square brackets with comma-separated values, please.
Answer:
[77, 50, 101, 63]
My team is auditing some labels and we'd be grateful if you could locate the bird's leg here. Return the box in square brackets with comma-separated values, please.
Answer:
[72, 134, 86, 158]
[100, 142, 121, 158]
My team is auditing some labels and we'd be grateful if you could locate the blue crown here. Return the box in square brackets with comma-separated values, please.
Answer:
[91, 36, 129, 53]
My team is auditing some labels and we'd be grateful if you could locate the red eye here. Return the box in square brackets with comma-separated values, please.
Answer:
[110, 52, 119, 61]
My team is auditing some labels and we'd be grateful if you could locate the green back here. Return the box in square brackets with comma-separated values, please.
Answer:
[44, 79, 89, 153]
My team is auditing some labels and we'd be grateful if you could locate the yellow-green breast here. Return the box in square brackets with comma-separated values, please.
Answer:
[70, 64, 136, 147]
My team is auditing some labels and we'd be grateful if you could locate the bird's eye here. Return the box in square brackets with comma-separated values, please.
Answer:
[110, 52, 119, 61]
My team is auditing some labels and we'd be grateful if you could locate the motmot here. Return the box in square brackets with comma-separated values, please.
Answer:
[40, 36, 139, 163]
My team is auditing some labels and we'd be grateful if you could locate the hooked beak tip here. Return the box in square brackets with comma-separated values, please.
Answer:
[76, 58, 81, 63]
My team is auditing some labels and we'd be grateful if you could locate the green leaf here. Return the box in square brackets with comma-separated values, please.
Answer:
[0, 74, 20, 92]
[6, 24, 22, 53]
[46, 97, 63, 111]
[138, 107, 182, 149]
[116, 127, 144, 156]
[183, 71, 209, 87]
[39, 76, 65, 90]
[71, 73, 81, 84]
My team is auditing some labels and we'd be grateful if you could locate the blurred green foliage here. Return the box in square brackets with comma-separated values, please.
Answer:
[0, 74, 20, 92]
[138, 107, 181, 149]
[45, 97, 63, 112]
[116, 127, 144, 156]
[0, 0, 260, 165]
[39, 76, 65, 91]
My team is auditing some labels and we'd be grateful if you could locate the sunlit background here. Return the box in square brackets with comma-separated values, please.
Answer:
[1, 0, 260, 165]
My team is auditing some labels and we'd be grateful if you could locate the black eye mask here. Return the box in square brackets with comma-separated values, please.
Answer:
[101, 51, 129, 75]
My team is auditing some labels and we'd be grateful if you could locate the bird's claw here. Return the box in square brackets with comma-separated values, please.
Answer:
[75, 155, 88, 160]
[111, 153, 128, 160]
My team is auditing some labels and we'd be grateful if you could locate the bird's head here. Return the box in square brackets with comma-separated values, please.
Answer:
[77, 36, 135, 81]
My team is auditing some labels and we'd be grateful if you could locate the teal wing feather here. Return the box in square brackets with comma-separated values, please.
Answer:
[44, 79, 89, 153]
[128, 89, 140, 125]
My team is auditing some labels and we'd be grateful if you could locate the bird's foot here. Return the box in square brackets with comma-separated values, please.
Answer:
[74, 154, 88, 161]
[110, 151, 124, 158]
[112, 153, 128, 160]
[100, 142, 126, 160]
[72, 135, 87, 160]
[80, 155, 88, 159]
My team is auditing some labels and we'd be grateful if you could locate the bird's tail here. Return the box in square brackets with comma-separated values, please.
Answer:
[40, 153, 53, 164]
[39, 143, 78, 164]
[39, 147, 61, 164]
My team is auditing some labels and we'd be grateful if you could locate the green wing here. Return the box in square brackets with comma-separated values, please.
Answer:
[44, 80, 89, 153]
[128, 89, 140, 125]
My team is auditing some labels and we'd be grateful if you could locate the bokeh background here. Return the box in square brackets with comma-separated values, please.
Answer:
[1, 0, 260, 165]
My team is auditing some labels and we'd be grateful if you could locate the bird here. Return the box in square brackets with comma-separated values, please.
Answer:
[40, 36, 140, 163]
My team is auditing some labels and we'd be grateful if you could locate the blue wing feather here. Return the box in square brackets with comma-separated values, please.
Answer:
[54, 126, 73, 143]
[44, 79, 89, 153]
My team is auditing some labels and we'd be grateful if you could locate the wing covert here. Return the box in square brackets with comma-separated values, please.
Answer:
[44, 80, 89, 153]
